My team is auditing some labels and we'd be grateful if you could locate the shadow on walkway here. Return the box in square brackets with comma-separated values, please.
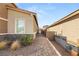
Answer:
[51, 40, 70, 56]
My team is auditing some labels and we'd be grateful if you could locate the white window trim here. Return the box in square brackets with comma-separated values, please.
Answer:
[15, 17, 25, 34]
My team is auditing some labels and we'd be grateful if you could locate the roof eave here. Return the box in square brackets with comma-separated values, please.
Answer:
[46, 9, 79, 29]
[11, 3, 17, 8]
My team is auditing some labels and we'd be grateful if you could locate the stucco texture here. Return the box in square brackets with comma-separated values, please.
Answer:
[0, 19, 7, 33]
[8, 9, 38, 34]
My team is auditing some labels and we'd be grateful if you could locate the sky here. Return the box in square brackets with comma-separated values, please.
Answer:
[16, 3, 79, 28]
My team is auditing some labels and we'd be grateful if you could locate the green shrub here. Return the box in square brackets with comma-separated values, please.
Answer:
[20, 35, 33, 46]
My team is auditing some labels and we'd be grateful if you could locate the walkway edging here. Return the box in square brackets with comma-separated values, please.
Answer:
[46, 38, 61, 56]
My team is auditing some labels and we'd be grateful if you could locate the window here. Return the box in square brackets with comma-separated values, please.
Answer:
[16, 18, 25, 33]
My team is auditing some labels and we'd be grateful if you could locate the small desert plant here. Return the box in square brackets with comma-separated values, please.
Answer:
[0, 41, 7, 50]
[10, 40, 21, 51]
[20, 35, 33, 46]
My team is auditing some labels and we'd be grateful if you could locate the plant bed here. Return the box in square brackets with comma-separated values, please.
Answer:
[10, 40, 21, 51]
[0, 41, 8, 50]
[0, 34, 33, 51]
[20, 35, 33, 46]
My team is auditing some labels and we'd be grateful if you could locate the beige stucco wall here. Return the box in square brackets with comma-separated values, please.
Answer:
[46, 24, 62, 40]
[0, 3, 16, 33]
[0, 3, 16, 19]
[32, 15, 38, 39]
[0, 3, 8, 19]
[0, 19, 7, 33]
[48, 24, 62, 35]
[32, 15, 38, 33]
[8, 9, 36, 34]
[47, 14, 79, 47]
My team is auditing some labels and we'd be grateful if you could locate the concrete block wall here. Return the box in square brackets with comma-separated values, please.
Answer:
[46, 31, 55, 41]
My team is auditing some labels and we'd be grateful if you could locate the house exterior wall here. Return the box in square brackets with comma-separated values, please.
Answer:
[0, 3, 16, 19]
[47, 14, 79, 47]
[62, 14, 79, 47]
[0, 19, 7, 33]
[46, 24, 62, 40]
[47, 24, 62, 35]
[0, 3, 8, 19]
[32, 15, 38, 39]
[32, 15, 38, 33]
[0, 3, 16, 34]
[8, 9, 35, 34]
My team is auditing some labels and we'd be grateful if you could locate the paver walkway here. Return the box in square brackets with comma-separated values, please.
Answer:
[0, 34, 59, 56]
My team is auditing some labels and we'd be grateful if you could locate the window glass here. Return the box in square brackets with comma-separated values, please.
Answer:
[16, 19, 25, 33]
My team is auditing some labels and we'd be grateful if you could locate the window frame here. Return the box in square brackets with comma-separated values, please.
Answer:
[15, 17, 25, 34]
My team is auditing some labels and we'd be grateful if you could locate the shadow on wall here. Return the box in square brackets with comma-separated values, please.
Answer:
[46, 31, 56, 41]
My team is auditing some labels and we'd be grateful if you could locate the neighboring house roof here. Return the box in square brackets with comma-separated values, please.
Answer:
[46, 9, 79, 29]
[6, 6, 39, 27]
